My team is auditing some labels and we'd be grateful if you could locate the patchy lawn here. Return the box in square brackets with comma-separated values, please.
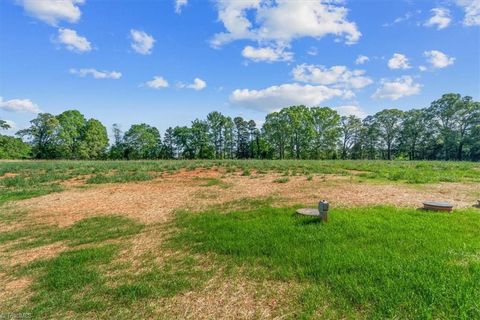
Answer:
[0, 160, 479, 319]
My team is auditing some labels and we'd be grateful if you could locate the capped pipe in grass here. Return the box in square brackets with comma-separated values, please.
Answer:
[318, 200, 329, 222]
[296, 200, 329, 222]
[422, 201, 454, 212]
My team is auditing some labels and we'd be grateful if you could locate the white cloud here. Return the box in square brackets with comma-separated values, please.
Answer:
[388, 53, 411, 70]
[130, 29, 155, 55]
[242, 45, 293, 62]
[0, 97, 41, 113]
[175, 0, 188, 13]
[16, 0, 84, 26]
[425, 8, 451, 30]
[383, 10, 421, 27]
[145, 76, 169, 89]
[178, 78, 207, 90]
[419, 65, 427, 72]
[355, 55, 369, 65]
[424, 50, 455, 69]
[56, 28, 91, 53]
[230, 83, 345, 112]
[69, 68, 122, 79]
[372, 76, 422, 100]
[334, 105, 367, 118]
[211, 0, 361, 49]
[455, 0, 480, 26]
[292, 64, 373, 89]
[307, 47, 318, 56]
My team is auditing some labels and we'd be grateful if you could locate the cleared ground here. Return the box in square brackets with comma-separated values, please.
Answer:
[0, 160, 479, 319]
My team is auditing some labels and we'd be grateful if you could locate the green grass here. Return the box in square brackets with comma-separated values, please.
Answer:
[170, 205, 480, 319]
[0, 215, 144, 250]
[2, 204, 480, 318]
[26, 245, 119, 316]
[273, 177, 290, 183]
[2, 215, 205, 319]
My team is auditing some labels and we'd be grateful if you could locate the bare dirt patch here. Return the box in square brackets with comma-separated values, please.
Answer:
[15, 169, 479, 227]
[60, 174, 93, 188]
[0, 172, 19, 179]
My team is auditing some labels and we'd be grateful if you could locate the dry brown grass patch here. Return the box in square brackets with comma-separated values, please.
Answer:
[4, 242, 68, 267]
[11, 169, 479, 228]
[156, 273, 299, 320]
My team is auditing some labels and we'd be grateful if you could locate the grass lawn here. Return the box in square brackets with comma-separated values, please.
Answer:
[1, 160, 479, 319]
[171, 205, 480, 319]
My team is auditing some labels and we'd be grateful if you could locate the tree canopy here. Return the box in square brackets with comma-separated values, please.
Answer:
[5, 93, 480, 161]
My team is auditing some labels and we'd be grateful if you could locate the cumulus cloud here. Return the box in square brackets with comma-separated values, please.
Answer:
[355, 55, 369, 65]
[211, 0, 361, 49]
[130, 29, 155, 55]
[424, 50, 455, 69]
[145, 76, 169, 89]
[334, 105, 367, 118]
[372, 76, 422, 100]
[178, 78, 207, 90]
[0, 97, 41, 113]
[175, 0, 188, 13]
[69, 68, 122, 79]
[242, 45, 293, 62]
[16, 0, 84, 26]
[292, 64, 373, 90]
[455, 0, 480, 26]
[230, 83, 346, 112]
[425, 8, 451, 30]
[388, 53, 411, 70]
[56, 28, 91, 53]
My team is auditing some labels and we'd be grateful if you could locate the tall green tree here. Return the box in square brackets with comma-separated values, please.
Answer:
[162, 127, 175, 159]
[56, 110, 87, 159]
[17, 113, 60, 159]
[207, 111, 226, 159]
[234, 117, 249, 158]
[282, 106, 313, 159]
[173, 126, 194, 159]
[340, 115, 362, 159]
[428, 94, 462, 160]
[77, 119, 109, 159]
[454, 96, 480, 160]
[247, 120, 260, 158]
[223, 117, 235, 159]
[373, 109, 404, 160]
[360, 116, 379, 160]
[191, 119, 213, 159]
[400, 109, 428, 160]
[310, 107, 341, 159]
[123, 123, 161, 159]
[263, 111, 289, 159]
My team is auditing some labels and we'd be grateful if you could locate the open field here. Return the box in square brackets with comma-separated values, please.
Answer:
[1, 160, 479, 319]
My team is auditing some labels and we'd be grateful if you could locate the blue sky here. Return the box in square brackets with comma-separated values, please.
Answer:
[1, 0, 479, 136]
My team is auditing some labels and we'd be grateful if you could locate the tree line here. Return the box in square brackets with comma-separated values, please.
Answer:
[1, 93, 479, 161]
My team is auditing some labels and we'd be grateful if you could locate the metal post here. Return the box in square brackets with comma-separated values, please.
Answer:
[318, 200, 329, 222]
